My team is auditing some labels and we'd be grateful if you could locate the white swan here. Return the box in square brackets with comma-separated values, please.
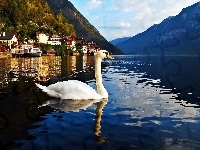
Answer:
[35, 50, 113, 100]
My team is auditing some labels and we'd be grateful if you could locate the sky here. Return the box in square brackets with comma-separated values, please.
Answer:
[68, 0, 200, 41]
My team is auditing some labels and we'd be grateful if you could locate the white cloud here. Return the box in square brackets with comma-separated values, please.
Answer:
[101, 29, 131, 41]
[112, 0, 148, 12]
[84, 0, 103, 10]
[116, 21, 131, 28]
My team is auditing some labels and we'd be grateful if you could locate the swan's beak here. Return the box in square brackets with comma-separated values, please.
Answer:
[106, 53, 114, 59]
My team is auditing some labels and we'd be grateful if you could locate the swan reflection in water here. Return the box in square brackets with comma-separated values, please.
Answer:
[40, 98, 108, 144]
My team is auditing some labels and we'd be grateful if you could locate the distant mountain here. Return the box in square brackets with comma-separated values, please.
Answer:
[46, 0, 124, 55]
[116, 2, 200, 55]
[109, 37, 131, 45]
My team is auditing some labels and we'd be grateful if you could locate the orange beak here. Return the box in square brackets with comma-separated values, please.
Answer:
[106, 53, 114, 59]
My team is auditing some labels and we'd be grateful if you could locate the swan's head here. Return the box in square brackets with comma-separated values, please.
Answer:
[95, 50, 113, 60]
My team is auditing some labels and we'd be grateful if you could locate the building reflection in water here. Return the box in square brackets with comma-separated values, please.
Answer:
[65, 55, 94, 77]
[38, 56, 62, 79]
[10, 57, 40, 81]
[0, 57, 12, 88]
[0, 55, 95, 85]
[66, 56, 77, 76]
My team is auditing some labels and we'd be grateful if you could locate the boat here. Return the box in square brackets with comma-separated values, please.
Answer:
[42, 49, 56, 56]
[23, 47, 42, 57]
[11, 44, 42, 57]
[18, 44, 41, 57]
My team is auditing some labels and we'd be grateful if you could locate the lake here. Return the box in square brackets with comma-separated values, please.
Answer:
[0, 55, 200, 150]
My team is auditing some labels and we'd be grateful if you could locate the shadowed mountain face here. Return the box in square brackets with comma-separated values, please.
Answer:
[46, 0, 124, 55]
[115, 2, 200, 55]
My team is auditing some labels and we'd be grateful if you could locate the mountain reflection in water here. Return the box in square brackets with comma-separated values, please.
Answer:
[0, 55, 200, 150]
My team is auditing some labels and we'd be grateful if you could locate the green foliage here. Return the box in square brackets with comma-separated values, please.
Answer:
[78, 50, 84, 56]
[75, 43, 83, 50]
[0, 0, 76, 41]
[38, 43, 67, 56]
[53, 45, 67, 56]
[75, 43, 84, 55]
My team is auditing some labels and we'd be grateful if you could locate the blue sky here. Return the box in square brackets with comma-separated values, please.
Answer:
[69, 0, 199, 41]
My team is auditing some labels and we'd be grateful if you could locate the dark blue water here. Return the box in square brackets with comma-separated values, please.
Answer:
[0, 55, 200, 150]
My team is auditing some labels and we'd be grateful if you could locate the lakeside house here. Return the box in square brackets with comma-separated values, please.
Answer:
[62, 36, 76, 51]
[0, 32, 18, 49]
[43, 49, 57, 56]
[36, 32, 49, 44]
[86, 42, 99, 55]
[37, 33, 61, 45]
[47, 35, 61, 45]
[61, 36, 100, 55]
[0, 31, 102, 56]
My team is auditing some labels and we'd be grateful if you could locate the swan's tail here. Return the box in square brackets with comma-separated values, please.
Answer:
[35, 83, 61, 98]
[35, 83, 45, 90]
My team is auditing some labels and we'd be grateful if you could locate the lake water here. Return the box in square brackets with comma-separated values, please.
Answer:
[0, 55, 200, 150]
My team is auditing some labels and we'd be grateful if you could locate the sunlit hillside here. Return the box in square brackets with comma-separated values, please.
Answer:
[0, 0, 76, 41]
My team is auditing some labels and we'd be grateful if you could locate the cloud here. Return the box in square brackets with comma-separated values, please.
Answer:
[96, 23, 133, 41]
[112, 0, 148, 12]
[84, 0, 103, 10]
[99, 28, 131, 41]
[116, 21, 131, 28]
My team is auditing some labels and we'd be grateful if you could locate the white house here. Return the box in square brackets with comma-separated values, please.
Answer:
[47, 35, 61, 45]
[0, 32, 18, 49]
[36, 33, 49, 44]
[81, 45, 87, 54]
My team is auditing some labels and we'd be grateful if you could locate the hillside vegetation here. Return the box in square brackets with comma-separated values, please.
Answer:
[0, 0, 76, 41]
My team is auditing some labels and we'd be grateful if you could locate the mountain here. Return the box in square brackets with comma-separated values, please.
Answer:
[116, 2, 200, 55]
[109, 37, 131, 45]
[46, 0, 124, 55]
[0, 0, 76, 41]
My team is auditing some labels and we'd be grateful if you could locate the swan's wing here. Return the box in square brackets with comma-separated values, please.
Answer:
[35, 83, 61, 98]
[46, 80, 102, 99]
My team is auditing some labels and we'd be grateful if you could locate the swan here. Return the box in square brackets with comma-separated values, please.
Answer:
[35, 50, 113, 100]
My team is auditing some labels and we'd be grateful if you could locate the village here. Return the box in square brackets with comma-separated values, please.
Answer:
[0, 31, 101, 57]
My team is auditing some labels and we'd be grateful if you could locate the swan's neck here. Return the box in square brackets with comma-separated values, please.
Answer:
[95, 57, 107, 97]
[95, 57, 103, 86]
